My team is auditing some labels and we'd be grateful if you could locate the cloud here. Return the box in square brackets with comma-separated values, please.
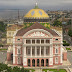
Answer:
[0, 0, 72, 10]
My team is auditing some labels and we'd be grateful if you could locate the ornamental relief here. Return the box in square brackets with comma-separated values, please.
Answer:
[27, 31, 49, 37]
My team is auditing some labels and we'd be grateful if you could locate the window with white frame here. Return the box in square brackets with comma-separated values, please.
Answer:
[36, 39, 40, 44]
[46, 46, 49, 55]
[41, 39, 44, 44]
[17, 48, 21, 54]
[26, 46, 31, 55]
[46, 40, 50, 43]
[55, 48, 58, 54]
[37, 46, 40, 55]
[8, 32, 11, 36]
[55, 57, 58, 64]
[32, 40, 35, 44]
[17, 57, 21, 64]
[26, 40, 31, 44]
[55, 44, 58, 54]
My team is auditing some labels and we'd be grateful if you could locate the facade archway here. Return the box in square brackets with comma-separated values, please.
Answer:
[28, 59, 30, 66]
[46, 59, 49, 66]
[41, 59, 44, 66]
[32, 59, 35, 67]
[37, 59, 39, 66]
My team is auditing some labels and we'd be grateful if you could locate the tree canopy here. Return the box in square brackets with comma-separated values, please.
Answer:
[0, 21, 7, 32]
[67, 19, 71, 25]
[68, 29, 72, 37]
[0, 63, 29, 72]
[53, 20, 62, 27]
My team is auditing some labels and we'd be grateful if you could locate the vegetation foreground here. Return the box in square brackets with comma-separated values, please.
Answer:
[43, 69, 67, 72]
[0, 63, 32, 72]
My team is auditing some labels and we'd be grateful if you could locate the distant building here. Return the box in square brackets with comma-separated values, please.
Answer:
[6, 24, 23, 45]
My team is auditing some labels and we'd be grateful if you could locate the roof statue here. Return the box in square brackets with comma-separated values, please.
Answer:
[34, 2, 39, 9]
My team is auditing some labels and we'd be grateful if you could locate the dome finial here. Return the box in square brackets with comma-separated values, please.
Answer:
[36, 2, 38, 6]
[34, 2, 39, 9]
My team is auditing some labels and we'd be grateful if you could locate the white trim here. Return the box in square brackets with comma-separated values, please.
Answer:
[55, 48, 59, 54]
[52, 29, 61, 36]
[17, 57, 21, 64]
[49, 58, 53, 65]
[17, 48, 21, 55]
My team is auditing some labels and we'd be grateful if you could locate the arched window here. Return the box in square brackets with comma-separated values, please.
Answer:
[55, 48, 58, 54]
[37, 59, 39, 66]
[17, 48, 21, 54]
[41, 59, 44, 66]
[28, 59, 30, 66]
[46, 59, 49, 66]
[32, 59, 35, 67]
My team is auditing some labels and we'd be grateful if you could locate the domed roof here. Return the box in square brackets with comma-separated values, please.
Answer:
[24, 3, 49, 19]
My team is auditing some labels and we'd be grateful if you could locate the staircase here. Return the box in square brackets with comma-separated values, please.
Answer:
[35, 69, 42, 72]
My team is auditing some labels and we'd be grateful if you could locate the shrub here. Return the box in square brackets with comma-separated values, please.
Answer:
[66, 48, 71, 50]
[63, 40, 66, 43]
[63, 43, 70, 46]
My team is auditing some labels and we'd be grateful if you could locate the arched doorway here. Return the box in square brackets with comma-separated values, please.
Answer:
[41, 59, 44, 66]
[32, 59, 35, 67]
[28, 59, 30, 66]
[37, 59, 39, 66]
[46, 59, 49, 66]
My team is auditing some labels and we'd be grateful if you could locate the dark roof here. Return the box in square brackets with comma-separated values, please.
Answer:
[16, 22, 59, 36]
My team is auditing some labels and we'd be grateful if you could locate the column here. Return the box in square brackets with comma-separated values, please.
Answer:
[39, 59, 41, 67]
[35, 59, 37, 67]
[35, 46, 37, 57]
[44, 39, 46, 44]
[44, 59, 46, 67]
[31, 46, 32, 57]
[40, 46, 41, 57]
[31, 59, 32, 67]
[60, 45, 62, 64]
[44, 46, 46, 56]
[49, 58, 53, 67]
[24, 39, 26, 44]
[23, 47, 27, 67]
[50, 45, 53, 57]
[24, 46, 26, 57]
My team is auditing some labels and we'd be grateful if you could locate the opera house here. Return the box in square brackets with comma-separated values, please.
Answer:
[7, 3, 67, 67]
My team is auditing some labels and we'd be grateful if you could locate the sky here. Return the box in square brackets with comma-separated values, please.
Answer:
[0, 0, 72, 10]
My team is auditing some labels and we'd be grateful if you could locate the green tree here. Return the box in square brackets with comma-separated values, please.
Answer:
[0, 63, 29, 72]
[0, 21, 7, 32]
[67, 19, 71, 25]
[68, 29, 72, 40]
[53, 20, 62, 27]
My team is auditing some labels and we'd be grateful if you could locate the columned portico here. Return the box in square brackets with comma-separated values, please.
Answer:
[12, 22, 64, 68]
[27, 58, 50, 67]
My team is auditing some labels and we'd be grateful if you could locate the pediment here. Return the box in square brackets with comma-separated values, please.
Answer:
[27, 31, 49, 37]
[23, 29, 53, 38]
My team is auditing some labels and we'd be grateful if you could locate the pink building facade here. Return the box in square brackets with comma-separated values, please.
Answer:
[7, 22, 67, 67]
